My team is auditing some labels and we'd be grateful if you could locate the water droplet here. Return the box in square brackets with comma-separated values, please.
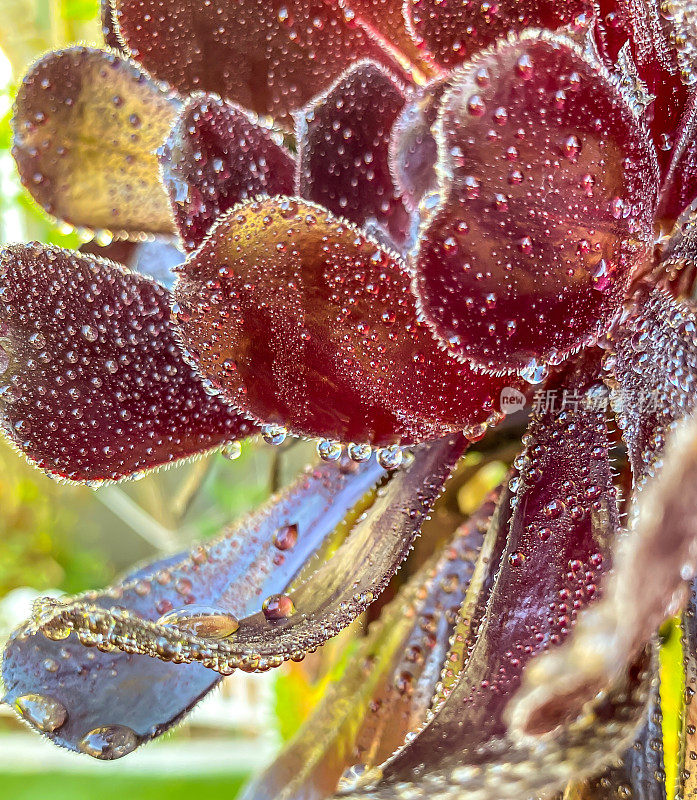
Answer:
[78, 724, 138, 760]
[261, 424, 287, 445]
[377, 445, 403, 470]
[347, 442, 372, 462]
[158, 605, 239, 638]
[221, 441, 242, 460]
[274, 523, 298, 551]
[262, 593, 296, 620]
[520, 359, 549, 385]
[81, 324, 98, 342]
[14, 693, 67, 732]
[317, 439, 342, 461]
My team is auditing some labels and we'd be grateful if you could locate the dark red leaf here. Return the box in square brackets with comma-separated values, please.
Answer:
[243, 492, 498, 800]
[412, 32, 658, 375]
[0, 244, 253, 483]
[174, 196, 524, 446]
[342, 0, 437, 78]
[335, 390, 655, 797]
[101, 0, 124, 51]
[511, 413, 697, 740]
[1, 456, 385, 757]
[296, 61, 411, 249]
[388, 77, 445, 213]
[114, 0, 407, 127]
[658, 89, 697, 223]
[405, 0, 592, 69]
[16, 434, 467, 675]
[603, 286, 697, 488]
[12, 47, 179, 237]
[160, 94, 295, 252]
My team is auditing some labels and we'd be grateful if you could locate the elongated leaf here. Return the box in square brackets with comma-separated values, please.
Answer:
[2, 455, 385, 758]
[242, 492, 498, 800]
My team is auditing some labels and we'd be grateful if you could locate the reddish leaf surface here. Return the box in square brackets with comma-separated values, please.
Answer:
[388, 78, 445, 213]
[603, 286, 697, 489]
[510, 414, 697, 744]
[296, 61, 411, 249]
[12, 47, 178, 237]
[243, 493, 498, 800]
[160, 94, 295, 252]
[19, 435, 467, 674]
[1, 456, 385, 757]
[658, 89, 697, 223]
[342, 0, 436, 78]
[0, 244, 253, 483]
[174, 196, 523, 446]
[412, 32, 658, 375]
[405, 0, 592, 69]
[101, 0, 123, 51]
[114, 0, 407, 126]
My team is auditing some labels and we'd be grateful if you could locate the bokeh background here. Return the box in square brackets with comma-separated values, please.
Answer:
[0, 2, 686, 799]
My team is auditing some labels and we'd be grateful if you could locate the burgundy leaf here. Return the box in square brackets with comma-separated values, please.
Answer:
[12, 47, 179, 237]
[405, 0, 592, 69]
[412, 31, 658, 375]
[174, 196, 524, 446]
[242, 492, 498, 800]
[20, 435, 466, 677]
[603, 286, 697, 489]
[510, 413, 697, 740]
[114, 0, 408, 127]
[101, 0, 124, 51]
[658, 89, 697, 223]
[341, 0, 437, 78]
[160, 94, 295, 252]
[388, 77, 445, 213]
[296, 61, 411, 249]
[1, 456, 385, 757]
[0, 244, 253, 483]
[343, 357, 620, 797]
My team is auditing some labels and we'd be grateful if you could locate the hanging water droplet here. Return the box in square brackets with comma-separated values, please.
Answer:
[317, 439, 342, 461]
[14, 693, 67, 732]
[221, 441, 242, 460]
[520, 359, 549, 385]
[262, 593, 296, 620]
[158, 605, 239, 638]
[261, 424, 287, 445]
[78, 724, 138, 760]
[347, 442, 372, 462]
[377, 445, 403, 470]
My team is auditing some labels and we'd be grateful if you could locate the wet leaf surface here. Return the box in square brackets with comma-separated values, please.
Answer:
[412, 31, 657, 375]
[2, 455, 386, 757]
[679, 579, 697, 799]
[174, 196, 522, 446]
[332, 358, 648, 799]
[603, 286, 697, 489]
[511, 413, 697, 742]
[160, 94, 295, 252]
[296, 61, 411, 249]
[242, 492, 498, 800]
[0, 244, 253, 483]
[114, 0, 407, 127]
[12, 47, 179, 237]
[406, 0, 592, 69]
[15, 435, 467, 678]
[80, 238, 184, 290]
